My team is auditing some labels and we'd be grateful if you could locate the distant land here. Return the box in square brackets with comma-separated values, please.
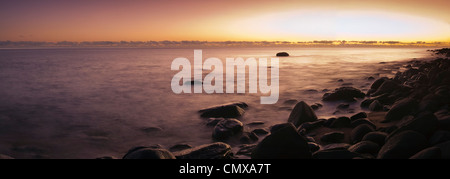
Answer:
[1, 40, 449, 48]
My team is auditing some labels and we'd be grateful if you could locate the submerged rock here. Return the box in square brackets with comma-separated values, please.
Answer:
[287, 101, 318, 128]
[251, 123, 312, 159]
[199, 102, 247, 118]
[212, 118, 243, 140]
[173, 142, 233, 159]
[322, 87, 365, 102]
[276, 52, 289, 57]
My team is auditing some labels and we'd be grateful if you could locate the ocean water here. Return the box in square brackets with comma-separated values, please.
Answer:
[0, 47, 432, 158]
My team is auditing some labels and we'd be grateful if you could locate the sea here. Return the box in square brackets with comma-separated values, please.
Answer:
[0, 47, 434, 158]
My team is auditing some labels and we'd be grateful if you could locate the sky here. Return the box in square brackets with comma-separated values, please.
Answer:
[0, 0, 449, 42]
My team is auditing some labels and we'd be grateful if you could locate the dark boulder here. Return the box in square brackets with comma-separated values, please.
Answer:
[383, 98, 418, 123]
[123, 147, 176, 159]
[287, 101, 318, 128]
[351, 124, 374, 144]
[361, 99, 374, 108]
[236, 144, 257, 156]
[350, 118, 376, 129]
[251, 128, 269, 136]
[276, 52, 289, 57]
[387, 111, 438, 141]
[199, 102, 247, 118]
[410, 147, 441, 159]
[212, 118, 243, 140]
[173, 142, 233, 159]
[370, 80, 400, 97]
[251, 123, 312, 159]
[350, 112, 368, 121]
[322, 87, 365, 102]
[368, 100, 383, 111]
[377, 131, 428, 159]
[367, 77, 388, 95]
[270, 123, 292, 133]
[320, 131, 345, 143]
[239, 132, 259, 144]
[429, 130, 450, 146]
[362, 131, 387, 146]
[348, 141, 380, 156]
[298, 120, 325, 132]
[169, 143, 192, 152]
[329, 117, 351, 128]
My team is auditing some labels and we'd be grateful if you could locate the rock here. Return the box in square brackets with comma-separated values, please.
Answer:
[212, 118, 244, 140]
[435, 141, 450, 159]
[199, 102, 247, 118]
[251, 123, 312, 159]
[320, 131, 345, 143]
[378, 125, 398, 134]
[247, 121, 265, 126]
[323, 117, 336, 127]
[337, 79, 344, 82]
[429, 130, 450, 146]
[206, 118, 224, 126]
[350, 112, 368, 121]
[313, 149, 362, 159]
[410, 147, 441, 159]
[123, 147, 176, 159]
[329, 117, 351, 128]
[308, 142, 320, 153]
[251, 128, 269, 135]
[387, 111, 438, 141]
[360, 99, 374, 108]
[305, 136, 316, 143]
[437, 114, 450, 130]
[320, 143, 351, 151]
[368, 100, 383, 111]
[239, 132, 259, 144]
[298, 120, 325, 132]
[96, 156, 117, 159]
[377, 131, 428, 159]
[367, 76, 375, 81]
[337, 103, 350, 109]
[362, 132, 387, 146]
[382, 98, 418, 123]
[173, 142, 233, 159]
[169, 143, 193, 152]
[418, 94, 442, 113]
[351, 124, 374, 144]
[348, 141, 380, 155]
[367, 77, 388, 95]
[276, 52, 289, 57]
[287, 101, 318, 128]
[236, 144, 257, 156]
[141, 126, 163, 133]
[322, 87, 365, 102]
[0, 154, 14, 159]
[370, 80, 399, 97]
[350, 118, 376, 129]
[270, 123, 292, 133]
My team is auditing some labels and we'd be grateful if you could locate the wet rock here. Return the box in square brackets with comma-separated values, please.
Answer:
[239, 132, 259, 144]
[410, 147, 441, 159]
[387, 111, 438, 141]
[169, 144, 193, 152]
[382, 98, 418, 123]
[377, 130, 428, 159]
[362, 131, 387, 146]
[270, 123, 292, 133]
[251, 128, 269, 136]
[378, 125, 398, 134]
[287, 101, 318, 128]
[251, 123, 312, 159]
[348, 141, 380, 155]
[337, 79, 344, 82]
[351, 124, 375, 144]
[367, 77, 388, 95]
[337, 103, 350, 109]
[123, 147, 176, 159]
[0, 154, 14, 159]
[247, 121, 265, 126]
[370, 80, 400, 97]
[199, 102, 247, 118]
[298, 120, 325, 132]
[276, 52, 289, 57]
[206, 118, 223, 126]
[308, 142, 320, 153]
[350, 118, 376, 129]
[212, 118, 243, 140]
[367, 76, 375, 81]
[320, 131, 345, 143]
[429, 130, 450, 146]
[236, 144, 257, 156]
[320, 143, 351, 151]
[141, 126, 163, 133]
[350, 112, 368, 121]
[360, 99, 374, 108]
[322, 87, 365, 102]
[329, 117, 351, 128]
[174, 142, 233, 159]
[368, 100, 383, 111]
[418, 94, 442, 113]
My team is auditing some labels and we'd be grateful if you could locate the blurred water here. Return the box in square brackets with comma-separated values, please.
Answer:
[0, 47, 431, 158]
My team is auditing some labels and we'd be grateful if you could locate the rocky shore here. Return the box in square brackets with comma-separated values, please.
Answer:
[116, 48, 450, 159]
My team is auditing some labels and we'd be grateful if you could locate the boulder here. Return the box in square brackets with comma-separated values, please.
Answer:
[322, 87, 365, 102]
[287, 101, 318, 127]
[351, 124, 374, 144]
[377, 131, 428, 159]
[382, 98, 418, 123]
[320, 143, 351, 151]
[435, 141, 450, 159]
[362, 131, 387, 146]
[320, 131, 345, 143]
[199, 102, 247, 118]
[350, 112, 368, 121]
[270, 123, 293, 133]
[236, 144, 257, 156]
[239, 132, 259, 144]
[173, 142, 233, 159]
[123, 147, 176, 159]
[409, 147, 441, 159]
[370, 80, 399, 97]
[387, 111, 438, 141]
[251, 128, 269, 136]
[169, 143, 192, 152]
[329, 117, 351, 128]
[212, 118, 243, 140]
[367, 77, 388, 95]
[251, 123, 312, 159]
[360, 99, 374, 108]
[429, 130, 450, 146]
[368, 100, 383, 111]
[298, 120, 325, 132]
[350, 118, 376, 129]
[348, 141, 380, 155]
[276, 52, 289, 57]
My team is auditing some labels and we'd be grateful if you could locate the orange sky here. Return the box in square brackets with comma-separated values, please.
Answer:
[0, 0, 449, 42]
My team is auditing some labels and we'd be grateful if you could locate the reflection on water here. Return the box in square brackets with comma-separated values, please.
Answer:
[0, 47, 431, 158]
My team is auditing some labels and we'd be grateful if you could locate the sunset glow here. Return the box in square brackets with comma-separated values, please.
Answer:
[0, 0, 449, 42]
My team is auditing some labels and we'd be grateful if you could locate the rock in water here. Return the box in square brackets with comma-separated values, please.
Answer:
[287, 101, 318, 128]
[276, 52, 289, 57]
[123, 147, 176, 159]
[383, 98, 418, 123]
[377, 130, 428, 159]
[322, 87, 365, 102]
[212, 118, 243, 140]
[199, 102, 247, 118]
[251, 123, 312, 159]
[173, 142, 232, 159]
[370, 80, 399, 97]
